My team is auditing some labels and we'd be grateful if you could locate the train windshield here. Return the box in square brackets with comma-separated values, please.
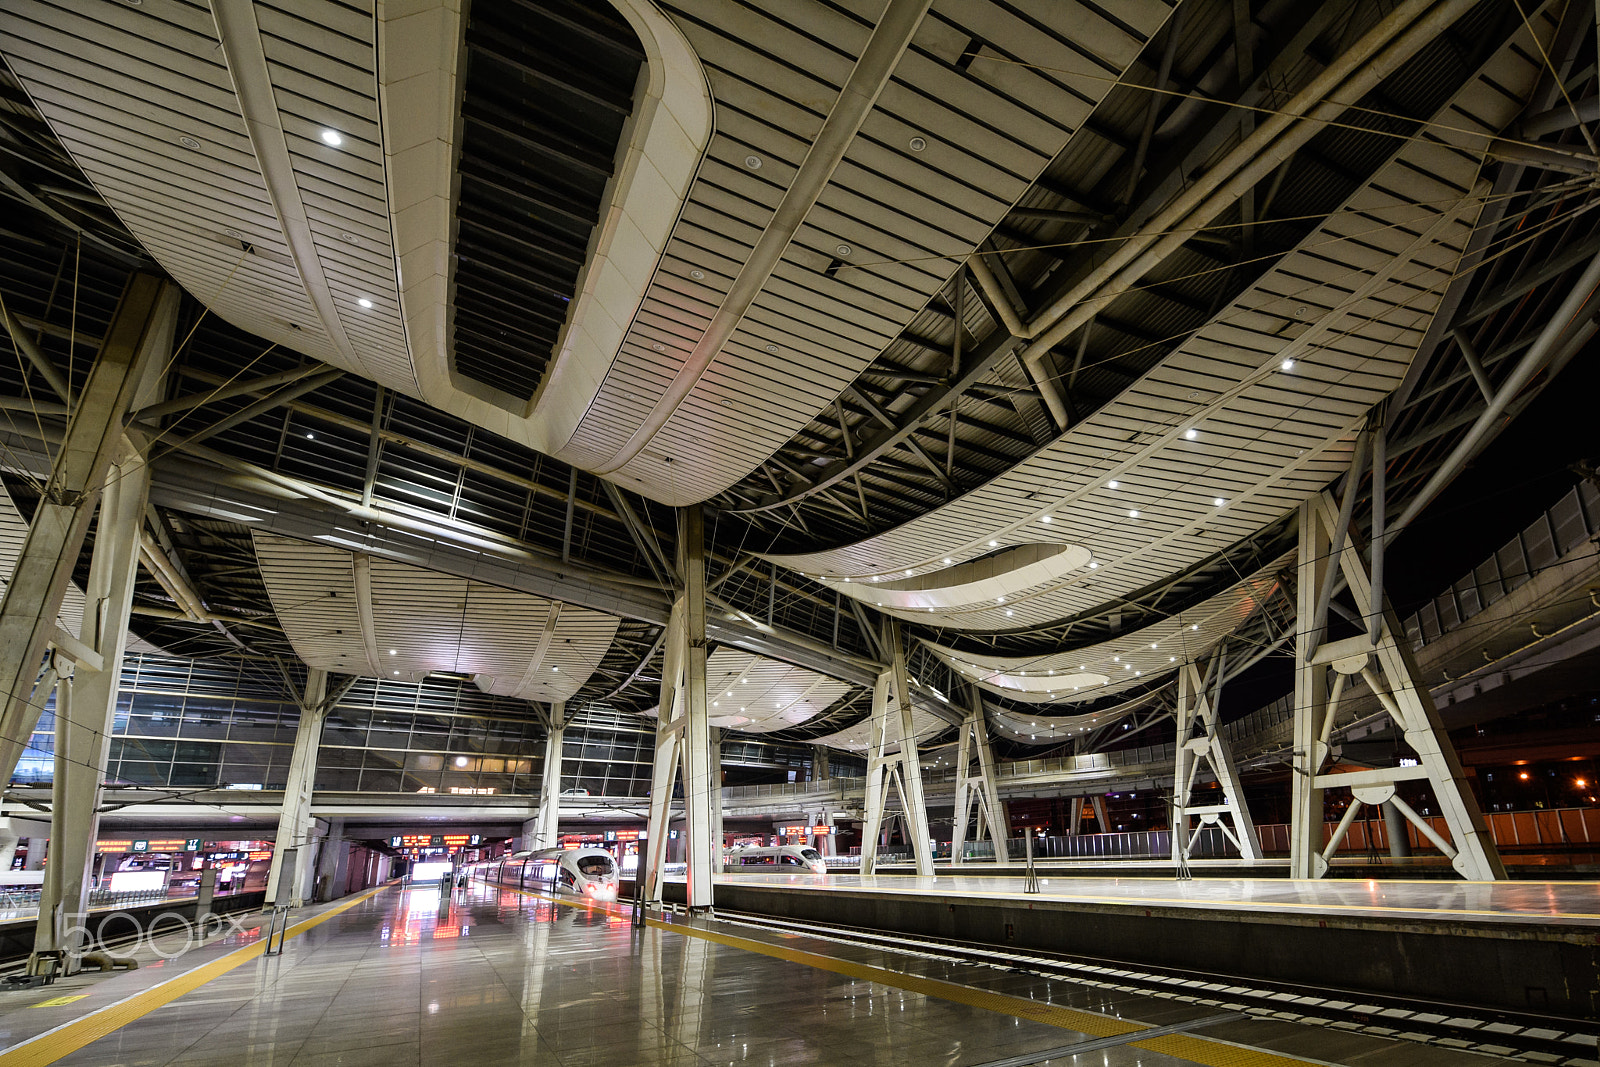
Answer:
[799, 849, 822, 863]
[576, 855, 615, 877]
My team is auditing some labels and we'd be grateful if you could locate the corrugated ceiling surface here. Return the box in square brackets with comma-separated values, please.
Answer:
[252, 531, 619, 700]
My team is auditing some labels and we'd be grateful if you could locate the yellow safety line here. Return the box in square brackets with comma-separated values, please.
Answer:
[0, 883, 392, 1067]
[490, 881, 1322, 1067]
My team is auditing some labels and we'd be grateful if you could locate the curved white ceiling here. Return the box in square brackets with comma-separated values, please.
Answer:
[808, 694, 949, 755]
[644, 648, 851, 734]
[820, 542, 1091, 623]
[252, 532, 618, 701]
[923, 552, 1292, 705]
[763, 34, 1537, 631]
[0, 0, 1176, 507]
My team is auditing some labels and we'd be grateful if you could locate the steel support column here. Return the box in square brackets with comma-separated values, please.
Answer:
[1289, 501, 1330, 878]
[29, 444, 152, 974]
[642, 507, 714, 910]
[266, 668, 330, 906]
[949, 684, 1008, 863]
[859, 620, 935, 876]
[533, 701, 567, 850]
[0, 275, 179, 785]
[1171, 657, 1262, 864]
[1291, 492, 1505, 879]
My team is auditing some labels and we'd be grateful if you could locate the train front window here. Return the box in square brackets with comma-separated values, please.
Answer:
[800, 849, 822, 863]
[576, 856, 614, 877]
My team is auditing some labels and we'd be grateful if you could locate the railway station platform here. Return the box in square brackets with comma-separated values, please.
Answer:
[672, 872, 1600, 1029]
[0, 877, 1592, 1067]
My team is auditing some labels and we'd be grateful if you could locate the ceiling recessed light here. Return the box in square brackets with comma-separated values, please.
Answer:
[1150, 642, 1158, 649]
[455, 756, 468, 767]
[1169, 656, 1176, 662]
[320, 129, 343, 147]
[909, 136, 927, 152]
[943, 558, 952, 565]
[551, 666, 559, 672]
[1005, 609, 1013, 617]
[1088, 561, 1099, 569]
[1107, 480, 1119, 490]
[744, 154, 762, 170]
[1040, 515, 1052, 524]
[1214, 498, 1226, 507]
[389, 649, 396, 655]
[652, 342, 665, 352]
[765, 344, 779, 353]
[690, 269, 705, 279]
[836, 244, 852, 257]
[1128, 509, 1139, 518]
[988, 539, 998, 547]
[357, 298, 373, 309]
[1191, 623, 1199, 630]
[1281, 358, 1295, 370]
[340, 232, 359, 243]
[305, 432, 315, 440]
[996, 597, 1005, 603]
[1185, 428, 1197, 439]
[224, 228, 243, 239]
[178, 136, 201, 150]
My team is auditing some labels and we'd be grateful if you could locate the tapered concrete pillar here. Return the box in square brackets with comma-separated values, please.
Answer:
[266, 668, 329, 906]
[0, 275, 179, 786]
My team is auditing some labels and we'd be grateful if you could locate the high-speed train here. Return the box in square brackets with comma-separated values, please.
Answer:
[479, 847, 619, 900]
[723, 845, 827, 874]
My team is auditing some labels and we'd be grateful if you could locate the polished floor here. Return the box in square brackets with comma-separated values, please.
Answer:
[715, 871, 1600, 925]
[0, 879, 1550, 1066]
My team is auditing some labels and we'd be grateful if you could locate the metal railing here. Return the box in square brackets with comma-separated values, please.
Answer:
[1402, 481, 1600, 649]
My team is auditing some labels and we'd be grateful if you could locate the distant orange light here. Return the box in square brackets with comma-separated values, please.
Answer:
[1577, 779, 1588, 788]
[1518, 772, 1530, 780]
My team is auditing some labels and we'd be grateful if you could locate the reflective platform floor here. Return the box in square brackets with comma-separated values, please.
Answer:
[712, 871, 1600, 925]
[0, 879, 1588, 1067]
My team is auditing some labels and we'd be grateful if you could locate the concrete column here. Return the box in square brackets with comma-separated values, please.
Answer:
[0, 821, 17, 871]
[813, 745, 830, 782]
[0, 276, 178, 785]
[518, 817, 538, 853]
[709, 726, 724, 860]
[1382, 799, 1412, 858]
[533, 702, 567, 850]
[30, 444, 155, 974]
[315, 817, 345, 901]
[266, 668, 329, 906]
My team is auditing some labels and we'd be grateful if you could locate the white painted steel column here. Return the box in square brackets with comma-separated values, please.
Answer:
[642, 507, 714, 910]
[266, 668, 328, 906]
[709, 725, 724, 861]
[950, 683, 1007, 863]
[1311, 491, 1504, 879]
[1170, 659, 1261, 864]
[0, 276, 179, 785]
[1289, 501, 1329, 878]
[678, 507, 714, 909]
[860, 621, 935, 876]
[30, 443, 154, 974]
[1292, 492, 1504, 879]
[533, 701, 567, 850]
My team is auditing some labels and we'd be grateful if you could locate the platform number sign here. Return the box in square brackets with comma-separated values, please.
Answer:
[184, 839, 201, 852]
[429, 835, 445, 847]
[132, 839, 149, 853]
